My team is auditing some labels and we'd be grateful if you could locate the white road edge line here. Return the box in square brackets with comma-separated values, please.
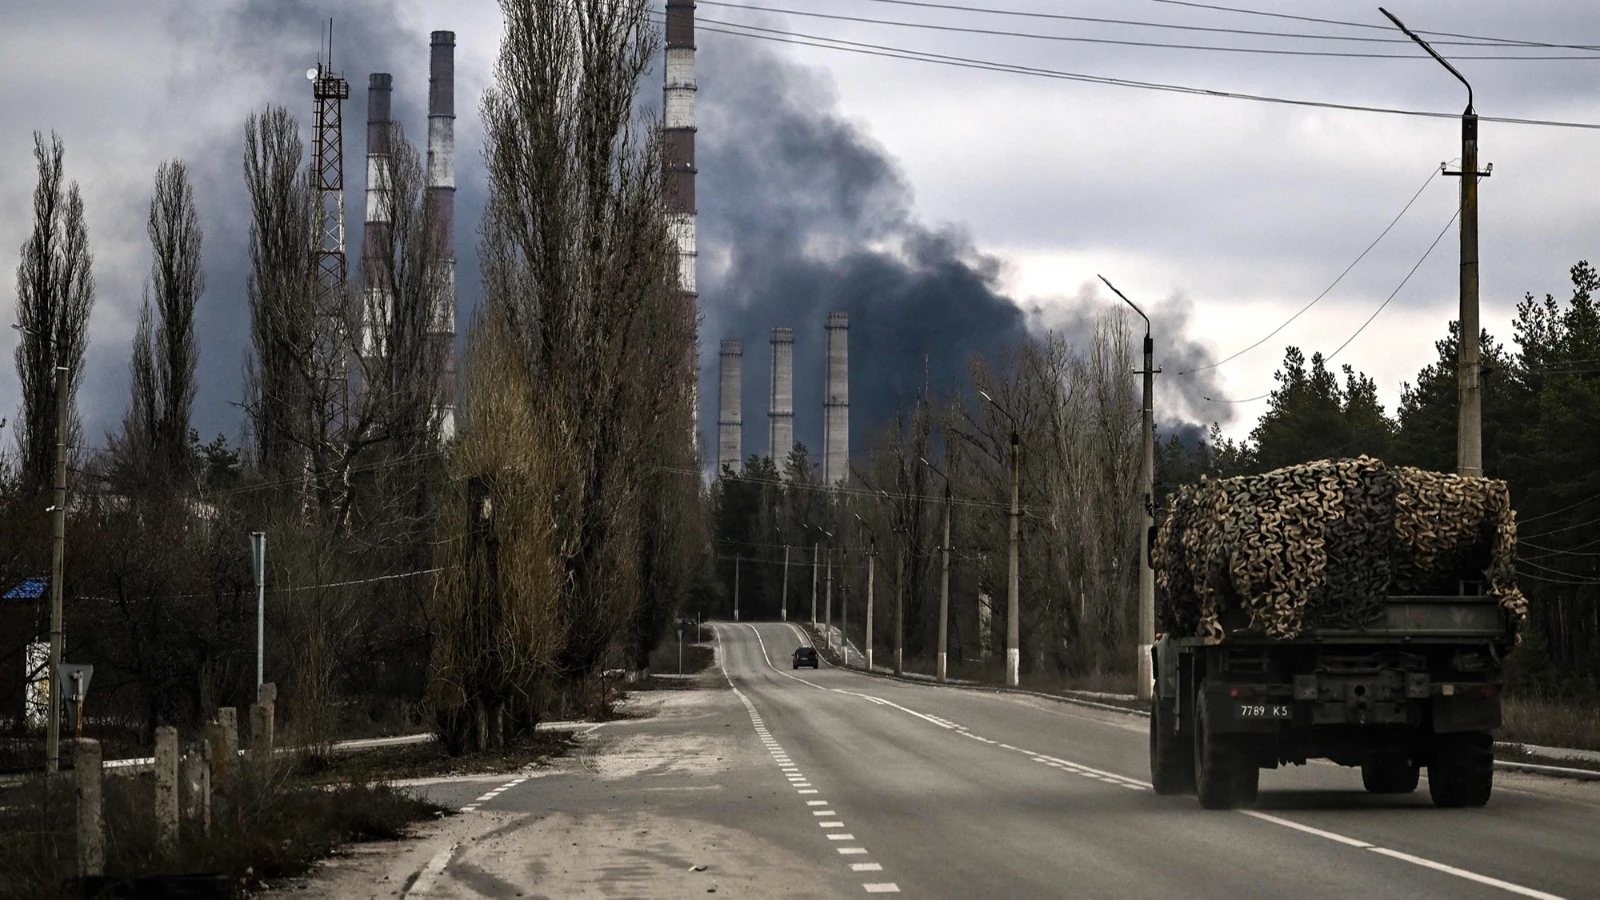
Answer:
[745, 622, 1566, 900]
[1238, 811, 1567, 899]
[403, 842, 458, 896]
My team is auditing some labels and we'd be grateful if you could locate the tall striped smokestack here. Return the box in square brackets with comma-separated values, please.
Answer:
[664, 1, 699, 446]
[426, 31, 457, 438]
[769, 327, 794, 466]
[823, 312, 849, 486]
[361, 72, 393, 361]
[718, 340, 743, 472]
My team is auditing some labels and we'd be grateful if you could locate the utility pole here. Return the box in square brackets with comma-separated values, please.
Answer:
[1007, 430, 1020, 687]
[781, 544, 790, 623]
[251, 532, 267, 688]
[1100, 276, 1158, 701]
[825, 547, 834, 654]
[894, 538, 905, 677]
[46, 366, 68, 774]
[734, 555, 741, 622]
[979, 390, 1023, 688]
[1382, 8, 1487, 477]
[923, 458, 953, 683]
[841, 547, 850, 666]
[810, 543, 818, 626]
[865, 538, 875, 671]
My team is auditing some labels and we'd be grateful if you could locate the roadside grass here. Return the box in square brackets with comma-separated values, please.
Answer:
[296, 729, 578, 785]
[0, 756, 443, 900]
[1500, 694, 1600, 753]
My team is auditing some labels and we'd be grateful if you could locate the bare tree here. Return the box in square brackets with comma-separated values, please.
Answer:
[147, 160, 204, 477]
[242, 106, 318, 482]
[13, 131, 94, 494]
[429, 0, 703, 750]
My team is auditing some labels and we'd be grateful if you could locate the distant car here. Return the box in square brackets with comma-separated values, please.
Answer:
[793, 646, 819, 669]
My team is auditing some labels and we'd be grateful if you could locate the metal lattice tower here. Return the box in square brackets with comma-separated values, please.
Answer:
[311, 23, 351, 346]
[310, 21, 351, 429]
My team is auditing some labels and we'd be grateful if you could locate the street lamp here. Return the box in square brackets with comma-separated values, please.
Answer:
[921, 457, 953, 683]
[775, 523, 789, 623]
[1380, 7, 1486, 477]
[978, 389, 1022, 688]
[854, 513, 877, 671]
[803, 523, 834, 651]
[1099, 275, 1158, 702]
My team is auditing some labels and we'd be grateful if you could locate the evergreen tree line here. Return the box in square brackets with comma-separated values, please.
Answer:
[1158, 262, 1600, 691]
[714, 268, 1600, 694]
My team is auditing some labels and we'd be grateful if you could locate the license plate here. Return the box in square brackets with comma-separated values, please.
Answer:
[1237, 703, 1290, 719]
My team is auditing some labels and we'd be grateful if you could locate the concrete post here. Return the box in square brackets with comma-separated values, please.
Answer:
[154, 726, 179, 856]
[810, 544, 818, 627]
[182, 741, 211, 836]
[1006, 433, 1021, 687]
[74, 739, 103, 877]
[938, 485, 951, 683]
[250, 682, 276, 753]
[865, 541, 875, 671]
[1457, 109, 1482, 477]
[824, 549, 834, 654]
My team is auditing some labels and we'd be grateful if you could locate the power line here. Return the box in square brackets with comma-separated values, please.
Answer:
[1184, 165, 1439, 376]
[1201, 204, 1459, 405]
[702, 1, 1600, 59]
[1326, 207, 1459, 362]
[672, 15, 1600, 130]
[1135, 0, 1600, 52]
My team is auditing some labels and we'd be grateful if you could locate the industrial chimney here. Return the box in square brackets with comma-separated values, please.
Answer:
[718, 340, 743, 473]
[664, 1, 699, 445]
[823, 312, 849, 485]
[426, 31, 457, 438]
[361, 72, 393, 361]
[769, 327, 794, 466]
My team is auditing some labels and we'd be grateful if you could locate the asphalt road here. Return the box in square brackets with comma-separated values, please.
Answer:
[388, 622, 1600, 898]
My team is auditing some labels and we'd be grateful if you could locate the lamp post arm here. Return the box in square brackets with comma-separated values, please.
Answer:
[1380, 7, 1472, 110]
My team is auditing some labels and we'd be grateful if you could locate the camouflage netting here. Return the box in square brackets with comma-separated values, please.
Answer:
[1153, 456, 1527, 640]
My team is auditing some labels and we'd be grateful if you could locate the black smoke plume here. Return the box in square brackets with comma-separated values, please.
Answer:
[693, 38, 1231, 462]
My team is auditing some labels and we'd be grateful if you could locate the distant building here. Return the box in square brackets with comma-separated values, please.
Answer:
[1, 576, 46, 734]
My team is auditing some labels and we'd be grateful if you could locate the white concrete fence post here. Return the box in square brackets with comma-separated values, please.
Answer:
[154, 726, 179, 856]
[74, 739, 103, 878]
[182, 740, 212, 836]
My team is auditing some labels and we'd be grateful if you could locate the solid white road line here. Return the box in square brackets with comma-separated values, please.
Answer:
[403, 843, 458, 896]
[739, 622, 1565, 900]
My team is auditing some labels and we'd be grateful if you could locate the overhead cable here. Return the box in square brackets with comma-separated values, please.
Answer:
[1201, 205, 1459, 404]
[702, 2, 1600, 59]
[671, 16, 1600, 130]
[1184, 165, 1439, 375]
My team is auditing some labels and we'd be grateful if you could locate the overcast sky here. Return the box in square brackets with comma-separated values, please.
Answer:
[3, 0, 1599, 458]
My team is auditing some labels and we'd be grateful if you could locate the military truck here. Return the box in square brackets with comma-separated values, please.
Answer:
[1147, 458, 1522, 809]
[1149, 591, 1513, 808]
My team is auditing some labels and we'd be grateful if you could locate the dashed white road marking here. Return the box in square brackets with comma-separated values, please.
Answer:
[852, 863, 884, 872]
[744, 622, 1569, 900]
[864, 884, 901, 894]
[838, 847, 869, 855]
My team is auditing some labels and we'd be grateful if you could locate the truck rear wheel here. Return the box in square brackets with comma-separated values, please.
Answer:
[1150, 697, 1194, 795]
[1429, 731, 1493, 808]
[1193, 688, 1259, 809]
[1361, 755, 1420, 794]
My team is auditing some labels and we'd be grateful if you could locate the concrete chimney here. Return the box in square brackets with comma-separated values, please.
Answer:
[664, 1, 699, 446]
[361, 72, 393, 361]
[823, 312, 849, 485]
[718, 340, 743, 473]
[426, 31, 457, 438]
[769, 327, 795, 466]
